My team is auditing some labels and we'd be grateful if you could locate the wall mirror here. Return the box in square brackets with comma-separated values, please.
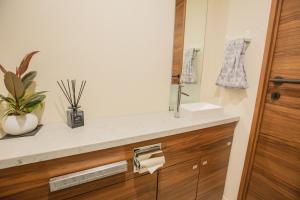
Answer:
[169, 0, 208, 110]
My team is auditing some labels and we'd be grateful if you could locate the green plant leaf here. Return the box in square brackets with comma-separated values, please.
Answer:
[0, 94, 15, 104]
[23, 101, 43, 113]
[0, 64, 7, 74]
[4, 72, 25, 100]
[2, 109, 14, 117]
[21, 71, 37, 89]
[17, 51, 39, 77]
[21, 91, 47, 103]
[23, 94, 46, 109]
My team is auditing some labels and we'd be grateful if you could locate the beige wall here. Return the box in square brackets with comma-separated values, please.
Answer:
[0, 0, 175, 122]
[200, 0, 272, 199]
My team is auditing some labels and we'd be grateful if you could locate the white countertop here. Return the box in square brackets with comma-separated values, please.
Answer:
[0, 112, 239, 170]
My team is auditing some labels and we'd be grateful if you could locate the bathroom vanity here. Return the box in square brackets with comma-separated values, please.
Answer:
[0, 112, 238, 200]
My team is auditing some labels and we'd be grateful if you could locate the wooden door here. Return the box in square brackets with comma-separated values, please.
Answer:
[157, 159, 200, 200]
[239, 0, 300, 199]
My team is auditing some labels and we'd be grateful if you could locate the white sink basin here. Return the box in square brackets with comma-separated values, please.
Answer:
[180, 103, 224, 119]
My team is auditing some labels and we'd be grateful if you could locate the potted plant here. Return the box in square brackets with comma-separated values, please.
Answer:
[0, 51, 46, 135]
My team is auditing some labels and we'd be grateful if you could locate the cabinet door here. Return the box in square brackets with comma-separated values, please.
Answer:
[70, 173, 157, 200]
[157, 159, 200, 200]
[197, 145, 232, 200]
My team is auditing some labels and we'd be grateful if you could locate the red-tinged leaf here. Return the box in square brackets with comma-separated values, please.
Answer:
[17, 51, 39, 77]
[4, 72, 25, 100]
[0, 64, 7, 74]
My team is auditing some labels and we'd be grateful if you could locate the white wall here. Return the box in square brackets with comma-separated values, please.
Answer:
[200, 0, 272, 199]
[0, 0, 175, 122]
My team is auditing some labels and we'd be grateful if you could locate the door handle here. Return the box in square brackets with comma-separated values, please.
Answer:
[271, 92, 281, 101]
[270, 76, 300, 86]
[269, 76, 300, 101]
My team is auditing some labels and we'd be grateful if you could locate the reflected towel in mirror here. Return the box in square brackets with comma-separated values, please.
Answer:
[180, 48, 199, 84]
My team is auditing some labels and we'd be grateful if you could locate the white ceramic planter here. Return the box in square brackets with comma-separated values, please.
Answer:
[1, 113, 38, 135]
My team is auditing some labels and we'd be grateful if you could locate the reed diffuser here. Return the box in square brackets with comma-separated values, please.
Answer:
[57, 79, 86, 128]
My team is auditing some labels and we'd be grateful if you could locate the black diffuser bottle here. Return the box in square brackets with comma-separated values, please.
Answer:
[67, 107, 84, 128]
[57, 79, 86, 128]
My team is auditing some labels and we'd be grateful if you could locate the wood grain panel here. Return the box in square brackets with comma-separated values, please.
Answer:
[197, 169, 227, 200]
[0, 123, 236, 199]
[260, 103, 300, 146]
[197, 145, 232, 200]
[271, 0, 300, 78]
[157, 159, 200, 200]
[0, 153, 137, 200]
[71, 173, 157, 200]
[247, 135, 300, 199]
[266, 83, 300, 110]
[247, 170, 295, 200]
[162, 123, 235, 167]
[172, 0, 186, 83]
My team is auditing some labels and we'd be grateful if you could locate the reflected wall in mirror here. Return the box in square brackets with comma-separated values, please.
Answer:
[170, 0, 208, 110]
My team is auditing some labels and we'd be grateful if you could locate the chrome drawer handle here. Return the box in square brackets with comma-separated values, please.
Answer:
[202, 160, 208, 166]
[49, 160, 128, 192]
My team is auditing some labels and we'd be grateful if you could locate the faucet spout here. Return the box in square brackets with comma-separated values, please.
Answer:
[174, 83, 189, 118]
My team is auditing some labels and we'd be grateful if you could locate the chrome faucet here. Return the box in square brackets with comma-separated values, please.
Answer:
[174, 83, 189, 118]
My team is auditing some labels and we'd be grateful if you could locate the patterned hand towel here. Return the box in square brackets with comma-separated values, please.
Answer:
[216, 39, 248, 89]
[180, 48, 198, 84]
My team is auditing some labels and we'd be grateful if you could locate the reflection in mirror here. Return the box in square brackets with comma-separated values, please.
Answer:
[169, 0, 208, 110]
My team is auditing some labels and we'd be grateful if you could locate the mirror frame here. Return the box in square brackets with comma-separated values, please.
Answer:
[171, 0, 187, 84]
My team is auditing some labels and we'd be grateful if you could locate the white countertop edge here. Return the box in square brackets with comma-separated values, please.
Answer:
[0, 116, 239, 170]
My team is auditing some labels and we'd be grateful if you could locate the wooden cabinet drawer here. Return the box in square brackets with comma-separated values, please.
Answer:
[161, 123, 235, 168]
[197, 139, 232, 200]
[70, 173, 157, 200]
[0, 161, 136, 200]
[157, 159, 200, 200]
[0, 146, 142, 200]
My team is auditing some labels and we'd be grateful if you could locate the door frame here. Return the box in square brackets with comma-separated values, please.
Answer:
[237, 0, 283, 199]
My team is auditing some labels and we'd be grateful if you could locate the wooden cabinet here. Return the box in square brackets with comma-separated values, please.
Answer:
[157, 159, 200, 200]
[0, 123, 236, 200]
[197, 143, 232, 200]
[157, 136, 233, 200]
[71, 173, 157, 200]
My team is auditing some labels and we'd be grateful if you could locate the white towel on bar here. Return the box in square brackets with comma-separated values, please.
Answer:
[216, 39, 248, 89]
[181, 48, 198, 84]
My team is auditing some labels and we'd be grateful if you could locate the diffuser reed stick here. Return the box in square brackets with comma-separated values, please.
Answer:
[57, 80, 87, 109]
